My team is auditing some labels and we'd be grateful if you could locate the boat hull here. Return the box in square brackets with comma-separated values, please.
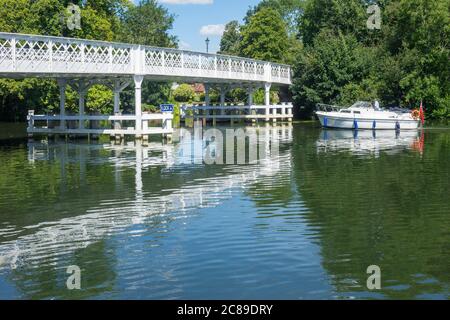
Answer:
[316, 112, 420, 130]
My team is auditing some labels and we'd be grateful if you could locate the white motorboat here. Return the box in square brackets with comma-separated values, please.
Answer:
[316, 101, 421, 130]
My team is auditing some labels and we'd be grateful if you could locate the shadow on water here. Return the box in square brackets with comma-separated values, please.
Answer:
[0, 122, 449, 299]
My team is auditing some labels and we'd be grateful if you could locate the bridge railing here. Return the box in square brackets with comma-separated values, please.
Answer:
[27, 111, 174, 135]
[0, 32, 291, 85]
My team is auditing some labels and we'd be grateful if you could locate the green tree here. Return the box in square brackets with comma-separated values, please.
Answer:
[239, 7, 289, 63]
[381, 0, 450, 117]
[219, 21, 241, 56]
[291, 30, 377, 117]
[117, 0, 176, 47]
[298, 0, 369, 46]
[173, 84, 195, 103]
[245, 0, 304, 36]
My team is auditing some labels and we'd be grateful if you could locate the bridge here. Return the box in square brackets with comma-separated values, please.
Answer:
[0, 32, 293, 139]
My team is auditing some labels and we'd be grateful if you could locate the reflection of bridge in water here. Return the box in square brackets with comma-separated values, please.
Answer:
[0, 125, 293, 270]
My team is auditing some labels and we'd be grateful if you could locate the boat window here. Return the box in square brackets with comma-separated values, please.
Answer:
[340, 110, 352, 114]
[353, 111, 361, 114]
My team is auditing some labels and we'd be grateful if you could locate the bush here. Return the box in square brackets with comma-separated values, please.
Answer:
[173, 84, 195, 103]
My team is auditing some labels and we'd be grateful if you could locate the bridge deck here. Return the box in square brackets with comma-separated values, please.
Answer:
[0, 32, 291, 85]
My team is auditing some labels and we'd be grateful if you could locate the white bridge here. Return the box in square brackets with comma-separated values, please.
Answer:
[0, 32, 293, 138]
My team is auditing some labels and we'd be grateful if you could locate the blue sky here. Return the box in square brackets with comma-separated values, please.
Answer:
[134, 0, 261, 53]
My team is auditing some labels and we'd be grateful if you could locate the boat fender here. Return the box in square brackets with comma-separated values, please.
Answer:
[353, 120, 358, 130]
[324, 117, 328, 127]
[372, 121, 376, 130]
[395, 121, 400, 131]
[411, 109, 420, 120]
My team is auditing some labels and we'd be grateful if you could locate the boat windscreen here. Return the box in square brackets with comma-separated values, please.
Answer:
[351, 101, 373, 109]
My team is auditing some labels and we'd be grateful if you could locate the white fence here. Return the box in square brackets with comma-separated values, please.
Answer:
[182, 104, 294, 121]
[27, 112, 174, 136]
[0, 32, 291, 85]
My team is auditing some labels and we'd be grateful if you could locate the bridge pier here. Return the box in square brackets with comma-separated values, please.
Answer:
[204, 84, 211, 126]
[134, 75, 144, 139]
[68, 79, 93, 132]
[57, 79, 67, 131]
[265, 83, 271, 122]
[220, 85, 226, 116]
[112, 79, 130, 141]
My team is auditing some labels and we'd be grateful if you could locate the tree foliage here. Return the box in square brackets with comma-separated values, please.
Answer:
[173, 84, 195, 103]
[245, 0, 304, 36]
[239, 7, 289, 63]
[291, 0, 450, 119]
[219, 21, 241, 56]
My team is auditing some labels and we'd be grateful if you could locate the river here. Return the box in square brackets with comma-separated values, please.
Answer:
[0, 122, 449, 299]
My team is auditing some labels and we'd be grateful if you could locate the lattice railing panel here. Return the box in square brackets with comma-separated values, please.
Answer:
[52, 43, 82, 63]
[256, 62, 265, 79]
[145, 50, 163, 68]
[0, 33, 291, 84]
[201, 56, 216, 72]
[84, 45, 109, 66]
[0, 39, 12, 65]
[280, 65, 290, 80]
[231, 59, 244, 73]
[217, 57, 230, 72]
[165, 51, 182, 69]
[183, 53, 200, 70]
[112, 47, 131, 66]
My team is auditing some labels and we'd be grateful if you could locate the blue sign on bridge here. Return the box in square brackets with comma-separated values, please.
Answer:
[160, 104, 174, 113]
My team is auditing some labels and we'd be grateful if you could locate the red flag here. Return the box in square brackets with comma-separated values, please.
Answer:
[419, 101, 425, 125]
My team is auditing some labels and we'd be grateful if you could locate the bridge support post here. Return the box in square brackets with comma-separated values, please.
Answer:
[265, 83, 271, 122]
[220, 85, 226, 116]
[204, 84, 211, 126]
[134, 75, 144, 139]
[57, 79, 67, 130]
[272, 106, 277, 124]
[77, 82, 89, 130]
[288, 104, 293, 122]
[113, 79, 130, 141]
[248, 86, 256, 125]
[114, 79, 130, 114]
[248, 86, 254, 106]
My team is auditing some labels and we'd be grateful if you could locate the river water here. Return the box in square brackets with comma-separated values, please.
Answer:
[0, 122, 449, 300]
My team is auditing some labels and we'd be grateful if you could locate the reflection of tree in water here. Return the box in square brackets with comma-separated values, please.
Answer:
[291, 125, 450, 299]
[244, 143, 296, 210]
[9, 240, 116, 300]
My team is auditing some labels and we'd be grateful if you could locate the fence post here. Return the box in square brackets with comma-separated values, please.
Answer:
[11, 38, 16, 71]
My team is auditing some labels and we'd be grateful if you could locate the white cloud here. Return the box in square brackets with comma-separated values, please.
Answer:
[159, 0, 213, 4]
[179, 41, 192, 50]
[199, 24, 225, 37]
